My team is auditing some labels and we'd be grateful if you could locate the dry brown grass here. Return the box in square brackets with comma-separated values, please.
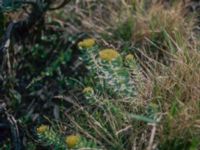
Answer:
[150, 47, 200, 139]
[56, 0, 127, 35]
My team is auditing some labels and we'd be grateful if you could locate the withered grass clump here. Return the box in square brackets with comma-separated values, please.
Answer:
[149, 47, 200, 148]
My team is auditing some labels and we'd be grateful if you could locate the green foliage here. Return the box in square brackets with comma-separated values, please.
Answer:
[76, 136, 99, 149]
[0, 0, 20, 11]
[113, 17, 135, 42]
[78, 42, 137, 98]
[159, 138, 200, 150]
[37, 127, 66, 150]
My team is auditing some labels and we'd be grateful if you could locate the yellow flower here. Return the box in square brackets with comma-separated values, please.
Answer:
[78, 38, 95, 48]
[99, 49, 120, 61]
[125, 54, 134, 61]
[37, 125, 49, 133]
[65, 135, 80, 149]
[83, 87, 94, 94]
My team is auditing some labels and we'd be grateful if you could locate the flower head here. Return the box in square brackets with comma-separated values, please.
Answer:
[65, 135, 80, 149]
[37, 125, 49, 134]
[99, 49, 120, 61]
[78, 38, 95, 48]
[125, 54, 134, 61]
[83, 87, 94, 94]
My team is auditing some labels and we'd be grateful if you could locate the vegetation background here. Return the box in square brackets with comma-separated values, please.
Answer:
[0, 0, 200, 150]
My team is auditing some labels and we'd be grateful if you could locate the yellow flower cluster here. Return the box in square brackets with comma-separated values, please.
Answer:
[37, 125, 49, 133]
[78, 38, 95, 48]
[83, 86, 94, 94]
[125, 54, 134, 61]
[99, 49, 120, 61]
[65, 135, 80, 149]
